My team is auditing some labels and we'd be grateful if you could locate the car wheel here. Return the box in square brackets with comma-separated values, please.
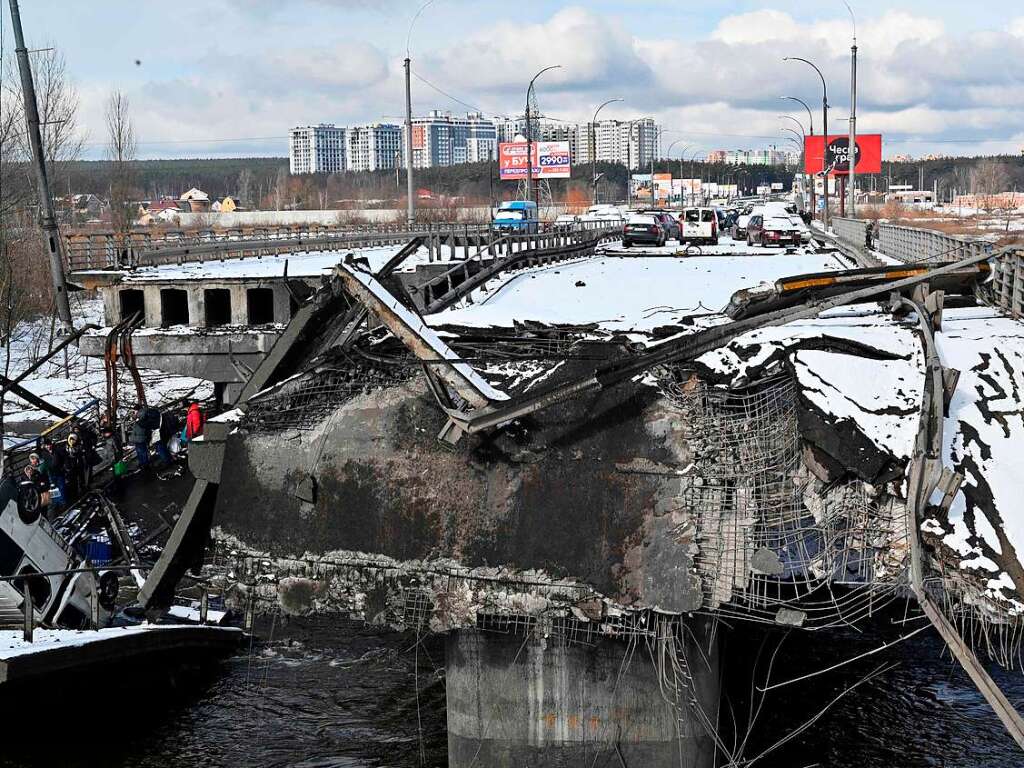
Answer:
[747, 235, 753, 246]
[623, 240, 632, 248]
[711, 237, 719, 246]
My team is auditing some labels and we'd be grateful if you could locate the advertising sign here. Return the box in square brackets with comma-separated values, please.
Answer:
[630, 174, 652, 198]
[498, 141, 571, 180]
[804, 134, 882, 176]
[756, 185, 772, 196]
[654, 173, 673, 203]
[771, 182, 784, 191]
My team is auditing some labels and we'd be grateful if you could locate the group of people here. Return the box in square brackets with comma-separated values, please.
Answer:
[23, 421, 99, 514]
[130, 401, 205, 470]
[15, 401, 206, 518]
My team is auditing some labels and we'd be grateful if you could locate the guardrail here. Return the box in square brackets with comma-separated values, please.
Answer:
[875, 223, 992, 264]
[64, 220, 619, 272]
[64, 220, 620, 272]
[831, 217, 871, 251]
[990, 249, 1023, 319]
[420, 225, 621, 313]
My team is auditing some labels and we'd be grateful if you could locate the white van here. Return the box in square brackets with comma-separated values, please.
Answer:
[680, 207, 719, 245]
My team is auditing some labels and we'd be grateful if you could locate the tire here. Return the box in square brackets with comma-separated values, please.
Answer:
[623, 240, 632, 248]
[711, 237, 719, 246]
[747, 235, 753, 247]
[17, 485, 41, 525]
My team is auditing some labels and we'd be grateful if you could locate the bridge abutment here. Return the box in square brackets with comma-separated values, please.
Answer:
[445, 620, 720, 768]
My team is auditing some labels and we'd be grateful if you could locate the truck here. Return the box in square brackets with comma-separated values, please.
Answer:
[491, 200, 539, 234]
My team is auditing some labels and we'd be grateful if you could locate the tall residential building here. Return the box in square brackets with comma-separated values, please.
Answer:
[406, 111, 468, 168]
[465, 112, 498, 163]
[346, 123, 403, 172]
[576, 119, 660, 169]
[289, 124, 346, 175]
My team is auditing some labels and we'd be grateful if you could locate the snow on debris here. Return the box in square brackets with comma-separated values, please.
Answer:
[341, 265, 509, 403]
[428, 251, 850, 334]
[696, 308, 925, 460]
[120, 243, 465, 283]
[924, 307, 1024, 608]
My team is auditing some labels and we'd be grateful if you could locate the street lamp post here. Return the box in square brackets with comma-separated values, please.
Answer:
[525, 65, 562, 210]
[781, 58, 830, 226]
[404, 0, 437, 226]
[590, 98, 623, 205]
[843, 0, 858, 217]
[666, 140, 689, 205]
[782, 95, 816, 215]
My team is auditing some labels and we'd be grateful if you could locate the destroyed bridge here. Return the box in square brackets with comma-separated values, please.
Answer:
[74, 220, 1024, 767]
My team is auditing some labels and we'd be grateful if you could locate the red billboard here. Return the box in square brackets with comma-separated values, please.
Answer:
[804, 134, 882, 176]
[498, 141, 571, 180]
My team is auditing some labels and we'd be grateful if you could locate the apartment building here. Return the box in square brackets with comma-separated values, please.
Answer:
[346, 123, 403, 172]
[289, 124, 346, 175]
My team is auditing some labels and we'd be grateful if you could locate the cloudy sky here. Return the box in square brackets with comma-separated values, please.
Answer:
[4, 1, 1024, 160]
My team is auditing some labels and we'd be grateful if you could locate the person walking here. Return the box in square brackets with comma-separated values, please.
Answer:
[64, 433, 88, 501]
[37, 437, 66, 508]
[185, 402, 206, 441]
[130, 408, 152, 470]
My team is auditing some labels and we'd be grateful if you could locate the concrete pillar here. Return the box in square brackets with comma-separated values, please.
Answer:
[445, 620, 720, 768]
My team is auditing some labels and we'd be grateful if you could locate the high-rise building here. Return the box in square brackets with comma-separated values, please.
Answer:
[406, 111, 468, 168]
[465, 112, 498, 163]
[576, 119, 660, 169]
[346, 123, 403, 172]
[289, 124, 346, 175]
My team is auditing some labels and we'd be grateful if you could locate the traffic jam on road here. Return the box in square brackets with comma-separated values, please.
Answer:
[617, 199, 814, 254]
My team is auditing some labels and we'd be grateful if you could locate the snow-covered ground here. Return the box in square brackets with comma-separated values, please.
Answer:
[430, 241, 851, 334]
[0, 624, 241, 660]
[116, 243, 475, 283]
[924, 307, 1024, 611]
[0, 295, 212, 429]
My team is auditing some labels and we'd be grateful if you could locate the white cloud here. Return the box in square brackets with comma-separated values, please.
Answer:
[1011, 18, 1024, 38]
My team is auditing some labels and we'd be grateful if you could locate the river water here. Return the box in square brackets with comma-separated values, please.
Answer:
[2, 610, 1022, 767]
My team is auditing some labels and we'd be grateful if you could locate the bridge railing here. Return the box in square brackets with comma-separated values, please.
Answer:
[990, 248, 1024, 319]
[830, 217, 871, 251]
[875, 223, 992, 264]
[65, 219, 622, 272]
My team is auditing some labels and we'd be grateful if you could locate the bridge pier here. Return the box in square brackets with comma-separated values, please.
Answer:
[445, 619, 720, 768]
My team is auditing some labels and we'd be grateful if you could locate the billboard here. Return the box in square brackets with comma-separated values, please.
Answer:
[654, 173, 673, 203]
[498, 141, 571, 180]
[804, 134, 882, 176]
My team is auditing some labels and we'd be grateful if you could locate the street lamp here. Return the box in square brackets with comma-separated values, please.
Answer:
[782, 96, 816, 214]
[783, 56, 830, 226]
[666, 140, 689, 205]
[843, 0, 859, 216]
[525, 65, 561, 209]
[591, 97, 623, 204]
[404, 0, 438, 225]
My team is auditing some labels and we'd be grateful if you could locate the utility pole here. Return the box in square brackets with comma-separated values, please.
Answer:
[525, 65, 561, 210]
[847, 2, 858, 217]
[404, 57, 415, 225]
[9, 0, 73, 332]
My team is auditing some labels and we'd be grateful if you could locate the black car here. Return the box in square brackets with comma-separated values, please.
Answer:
[636, 209, 680, 241]
[622, 214, 666, 247]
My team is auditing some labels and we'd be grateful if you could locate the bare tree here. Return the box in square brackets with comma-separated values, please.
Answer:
[273, 166, 288, 211]
[971, 160, 1011, 214]
[106, 90, 137, 250]
[2, 47, 85, 215]
[237, 168, 253, 207]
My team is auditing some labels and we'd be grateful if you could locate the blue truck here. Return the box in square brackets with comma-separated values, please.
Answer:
[491, 200, 539, 234]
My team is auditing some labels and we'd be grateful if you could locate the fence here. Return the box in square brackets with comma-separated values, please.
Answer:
[875, 223, 992, 265]
[63, 220, 619, 272]
[831, 217, 871, 252]
[991, 250, 1024, 318]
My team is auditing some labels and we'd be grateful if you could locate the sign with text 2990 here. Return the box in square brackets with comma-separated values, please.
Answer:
[499, 141, 571, 180]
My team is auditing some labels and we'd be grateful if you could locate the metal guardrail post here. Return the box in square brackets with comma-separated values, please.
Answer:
[23, 587, 33, 643]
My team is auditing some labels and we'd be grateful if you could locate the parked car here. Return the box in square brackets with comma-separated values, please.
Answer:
[746, 214, 802, 247]
[732, 205, 762, 240]
[787, 215, 812, 244]
[622, 213, 666, 248]
[680, 207, 719, 245]
[637, 209, 680, 241]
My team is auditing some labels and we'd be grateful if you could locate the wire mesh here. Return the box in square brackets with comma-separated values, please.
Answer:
[658, 368, 910, 627]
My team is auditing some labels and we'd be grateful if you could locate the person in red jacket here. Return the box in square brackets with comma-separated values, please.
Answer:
[185, 402, 206, 440]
